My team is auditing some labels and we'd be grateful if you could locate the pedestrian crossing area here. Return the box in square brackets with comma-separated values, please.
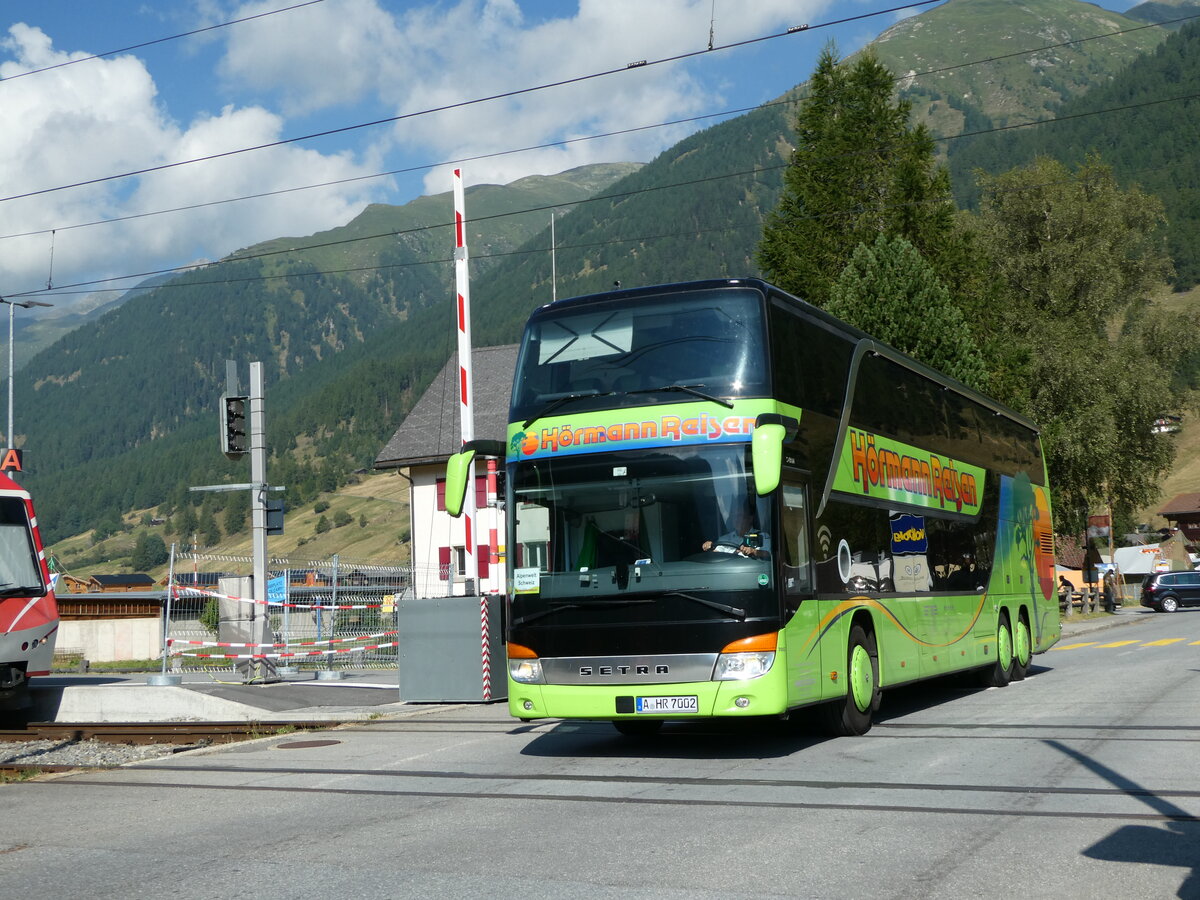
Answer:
[1052, 636, 1200, 651]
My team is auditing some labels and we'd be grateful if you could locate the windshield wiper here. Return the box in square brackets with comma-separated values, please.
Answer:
[522, 389, 613, 428]
[627, 383, 734, 409]
[512, 597, 653, 627]
[661, 590, 746, 619]
[0, 585, 44, 598]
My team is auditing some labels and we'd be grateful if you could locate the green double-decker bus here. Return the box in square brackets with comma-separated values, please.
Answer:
[446, 278, 1059, 735]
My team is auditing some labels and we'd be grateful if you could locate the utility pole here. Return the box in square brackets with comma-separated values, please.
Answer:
[249, 361, 268, 627]
[194, 360, 280, 683]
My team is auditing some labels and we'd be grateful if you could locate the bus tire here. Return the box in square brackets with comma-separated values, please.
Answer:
[981, 611, 1015, 688]
[819, 624, 878, 737]
[613, 719, 664, 737]
[1011, 611, 1032, 681]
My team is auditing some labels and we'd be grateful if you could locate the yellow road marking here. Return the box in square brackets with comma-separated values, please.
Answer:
[1096, 640, 1140, 648]
[1142, 638, 1186, 647]
[1053, 642, 1098, 650]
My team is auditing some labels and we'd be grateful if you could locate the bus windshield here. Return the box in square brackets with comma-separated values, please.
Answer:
[510, 446, 774, 613]
[511, 287, 768, 425]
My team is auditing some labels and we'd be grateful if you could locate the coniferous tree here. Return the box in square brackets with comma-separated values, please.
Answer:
[758, 47, 957, 308]
[827, 235, 986, 389]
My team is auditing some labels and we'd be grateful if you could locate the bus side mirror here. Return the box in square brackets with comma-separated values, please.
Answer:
[444, 439, 506, 518]
[751, 415, 798, 496]
[444, 449, 475, 518]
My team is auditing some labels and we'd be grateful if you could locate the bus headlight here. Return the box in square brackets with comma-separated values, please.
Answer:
[713, 651, 775, 681]
[509, 658, 545, 684]
[508, 642, 545, 684]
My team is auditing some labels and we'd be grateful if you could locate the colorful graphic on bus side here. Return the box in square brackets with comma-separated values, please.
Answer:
[508, 401, 777, 460]
[833, 427, 985, 516]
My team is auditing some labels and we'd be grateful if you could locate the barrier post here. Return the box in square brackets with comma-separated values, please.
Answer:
[149, 542, 182, 686]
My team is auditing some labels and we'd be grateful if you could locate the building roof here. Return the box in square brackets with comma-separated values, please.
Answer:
[1159, 492, 1200, 518]
[90, 574, 155, 587]
[375, 344, 520, 469]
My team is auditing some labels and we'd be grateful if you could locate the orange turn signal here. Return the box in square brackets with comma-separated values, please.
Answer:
[720, 632, 778, 654]
[507, 642, 539, 659]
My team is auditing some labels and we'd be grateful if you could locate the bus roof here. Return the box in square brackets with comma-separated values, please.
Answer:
[530, 278, 1037, 435]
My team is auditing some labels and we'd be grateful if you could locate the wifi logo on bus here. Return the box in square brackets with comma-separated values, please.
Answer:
[817, 525, 832, 557]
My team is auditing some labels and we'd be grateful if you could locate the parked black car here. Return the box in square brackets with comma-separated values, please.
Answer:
[1140, 570, 1200, 612]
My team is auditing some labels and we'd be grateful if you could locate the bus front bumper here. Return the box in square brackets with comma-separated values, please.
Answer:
[508, 664, 789, 722]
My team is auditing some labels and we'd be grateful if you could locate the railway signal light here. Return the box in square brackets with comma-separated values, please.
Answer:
[221, 394, 248, 459]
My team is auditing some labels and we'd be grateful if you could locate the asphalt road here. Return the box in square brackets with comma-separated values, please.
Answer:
[2, 607, 1198, 899]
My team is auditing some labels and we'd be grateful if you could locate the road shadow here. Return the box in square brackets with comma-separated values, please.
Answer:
[517, 713, 837, 759]
[515, 666, 1058, 759]
[1050, 740, 1200, 899]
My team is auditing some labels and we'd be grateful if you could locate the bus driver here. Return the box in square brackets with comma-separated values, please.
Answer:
[702, 507, 770, 560]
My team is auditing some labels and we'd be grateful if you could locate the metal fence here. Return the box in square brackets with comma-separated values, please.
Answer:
[165, 554, 410, 672]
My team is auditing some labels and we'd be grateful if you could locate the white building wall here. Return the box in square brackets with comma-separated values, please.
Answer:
[57, 618, 161, 663]
[408, 464, 506, 599]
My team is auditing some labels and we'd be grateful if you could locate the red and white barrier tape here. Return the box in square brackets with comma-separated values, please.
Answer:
[176, 641, 398, 660]
[171, 584, 392, 611]
[168, 630, 397, 650]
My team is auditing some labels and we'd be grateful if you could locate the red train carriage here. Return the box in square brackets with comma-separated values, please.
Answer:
[0, 472, 57, 710]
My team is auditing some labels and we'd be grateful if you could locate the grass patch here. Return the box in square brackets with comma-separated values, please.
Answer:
[0, 769, 44, 784]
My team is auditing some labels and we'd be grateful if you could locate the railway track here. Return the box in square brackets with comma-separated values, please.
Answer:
[0, 720, 337, 744]
[0, 721, 339, 776]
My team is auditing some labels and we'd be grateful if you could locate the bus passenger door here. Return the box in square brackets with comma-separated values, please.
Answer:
[780, 474, 819, 707]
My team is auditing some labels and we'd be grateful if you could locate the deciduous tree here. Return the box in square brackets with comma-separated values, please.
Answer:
[973, 156, 1184, 531]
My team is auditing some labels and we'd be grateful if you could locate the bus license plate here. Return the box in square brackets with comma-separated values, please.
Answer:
[636, 695, 698, 714]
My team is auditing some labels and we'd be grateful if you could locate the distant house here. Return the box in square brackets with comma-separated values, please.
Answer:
[84, 573, 157, 593]
[1158, 492, 1200, 542]
[375, 345, 518, 598]
[159, 571, 224, 590]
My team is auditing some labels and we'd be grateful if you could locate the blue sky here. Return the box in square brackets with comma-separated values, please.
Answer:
[0, 0, 1141, 314]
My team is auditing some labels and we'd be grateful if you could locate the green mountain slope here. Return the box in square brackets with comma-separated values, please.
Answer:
[19, 164, 640, 542]
[874, 0, 1167, 140]
[1126, 0, 1200, 28]
[948, 19, 1200, 287]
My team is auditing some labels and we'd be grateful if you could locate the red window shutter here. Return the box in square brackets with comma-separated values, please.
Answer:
[476, 544, 489, 580]
[437, 546, 451, 580]
[436, 479, 446, 512]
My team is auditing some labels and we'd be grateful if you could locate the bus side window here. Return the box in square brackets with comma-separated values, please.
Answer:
[781, 480, 813, 597]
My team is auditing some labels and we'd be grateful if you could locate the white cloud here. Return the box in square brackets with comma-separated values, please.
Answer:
[216, 0, 832, 193]
[0, 22, 378, 306]
[0, 0, 840, 307]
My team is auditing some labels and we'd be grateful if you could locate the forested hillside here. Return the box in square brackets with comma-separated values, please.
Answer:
[20, 164, 640, 542]
[948, 19, 1200, 288]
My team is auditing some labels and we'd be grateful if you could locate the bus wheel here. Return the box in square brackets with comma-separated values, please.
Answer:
[1011, 612, 1032, 681]
[981, 612, 1015, 688]
[613, 719, 664, 737]
[819, 624, 878, 737]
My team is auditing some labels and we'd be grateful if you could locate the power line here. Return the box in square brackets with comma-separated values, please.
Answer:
[17, 71, 1200, 304]
[0, 1, 328, 83]
[0, 103, 777, 242]
[0, 0, 940, 206]
[8, 6, 1198, 298]
[5, 6, 1193, 246]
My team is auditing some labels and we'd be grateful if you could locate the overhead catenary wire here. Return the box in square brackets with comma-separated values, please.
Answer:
[12, 76, 1200, 303]
[0, 0, 329, 84]
[2, 7, 1194, 248]
[0, 0, 942, 207]
[5, 6, 1198, 302]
